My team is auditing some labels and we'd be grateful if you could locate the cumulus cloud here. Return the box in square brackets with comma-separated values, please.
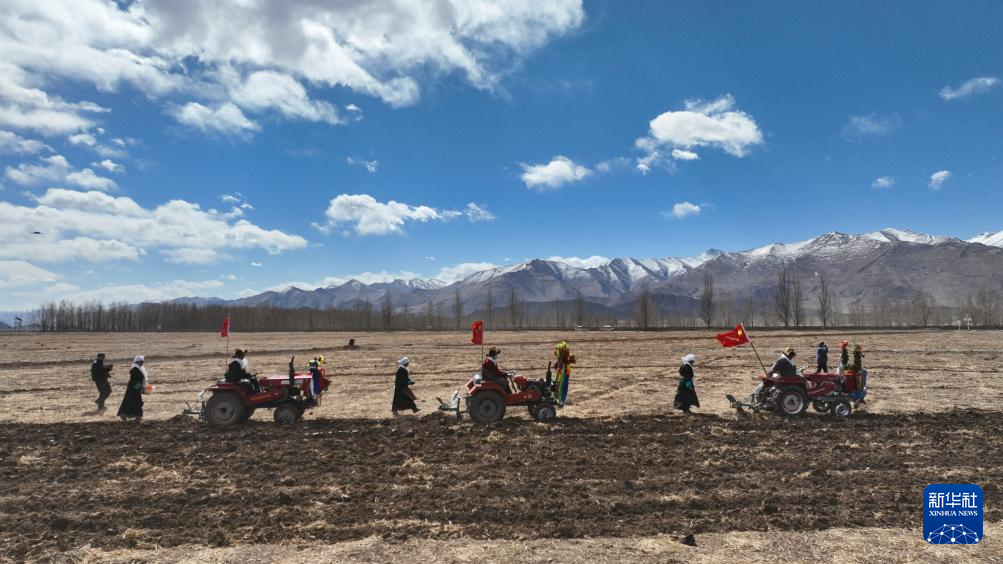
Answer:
[0, 188, 308, 265]
[842, 113, 902, 139]
[464, 203, 496, 222]
[929, 170, 952, 190]
[0, 62, 109, 135]
[0, 130, 51, 154]
[940, 76, 1000, 101]
[547, 255, 610, 268]
[662, 202, 702, 219]
[0, 1, 584, 135]
[315, 194, 468, 236]
[4, 154, 118, 191]
[871, 176, 895, 189]
[636, 95, 763, 166]
[171, 102, 260, 137]
[93, 159, 125, 174]
[0, 260, 60, 289]
[519, 156, 591, 190]
[68, 130, 127, 158]
[346, 157, 380, 173]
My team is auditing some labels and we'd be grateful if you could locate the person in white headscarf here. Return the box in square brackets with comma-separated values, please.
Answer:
[391, 357, 419, 417]
[673, 353, 700, 414]
[117, 355, 146, 421]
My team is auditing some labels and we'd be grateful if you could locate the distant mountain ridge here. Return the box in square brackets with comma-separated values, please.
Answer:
[172, 227, 1003, 315]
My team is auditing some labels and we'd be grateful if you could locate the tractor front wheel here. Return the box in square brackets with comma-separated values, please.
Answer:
[777, 386, 807, 416]
[811, 400, 829, 413]
[831, 400, 852, 417]
[533, 404, 557, 422]
[206, 392, 246, 428]
[469, 391, 506, 423]
[274, 403, 299, 424]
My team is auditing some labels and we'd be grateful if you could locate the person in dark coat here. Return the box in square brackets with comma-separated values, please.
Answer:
[117, 355, 146, 421]
[225, 348, 258, 393]
[816, 342, 829, 373]
[674, 354, 700, 413]
[769, 347, 798, 378]
[481, 347, 511, 393]
[392, 357, 419, 417]
[91, 353, 113, 411]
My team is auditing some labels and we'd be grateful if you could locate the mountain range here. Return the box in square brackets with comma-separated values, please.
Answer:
[176, 227, 1003, 316]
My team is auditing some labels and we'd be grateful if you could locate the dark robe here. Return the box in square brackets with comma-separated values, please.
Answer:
[392, 366, 417, 412]
[91, 360, 112, 408]
[117, 366, 144, 419]
[673, 362, 699, 412]
[816, 345, 829, 372]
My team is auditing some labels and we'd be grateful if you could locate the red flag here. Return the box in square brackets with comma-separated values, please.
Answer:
[470, 320, 484, 345]
[220, 316, 230, 338]
[716, 323, 750, 348]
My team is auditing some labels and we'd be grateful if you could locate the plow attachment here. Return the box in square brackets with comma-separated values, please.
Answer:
[436, 390, 464, 419]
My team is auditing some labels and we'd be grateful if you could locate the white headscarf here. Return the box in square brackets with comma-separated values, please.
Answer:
[682, 354, 697, 365]
[132, 355, 149, 384]
[397, 356, 410, 374]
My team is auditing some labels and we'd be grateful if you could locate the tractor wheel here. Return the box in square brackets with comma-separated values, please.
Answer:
[205, 392, 246, 428]
[811, 400, 829, 413]
[527, 404, 540, 418]
[831, 400, 852, 417]
[273, 403, 299, 424]
[533, 404, 557, 422]
[469, 391, 506, 423]
[777, 386, 808, 416]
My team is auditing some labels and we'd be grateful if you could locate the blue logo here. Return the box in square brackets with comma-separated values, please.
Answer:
[924, 484, 983, 544]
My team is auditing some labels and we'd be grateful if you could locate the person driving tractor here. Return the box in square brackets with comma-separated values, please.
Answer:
[768, 347, 798, 378]
[481, 347, 511, 393]
[225, 348, 259, 393]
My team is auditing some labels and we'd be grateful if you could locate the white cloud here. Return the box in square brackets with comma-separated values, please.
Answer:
[0, 188, 308, 265]
[547, 255, 610, 268]
[424, 256, 437, 261]
[31, 279, 226, 305]
[940, 76, 1000, 101]
[464, 203, 496, 222]
[595, 157, 630, 173]
[519, 156, 592, 190]
[929, 170, 952, 191]
[871, 176, 895, 189]
[171, 102, 260, 137]
[0, 62, 109, 135]
[0, 1, 584, 135]
[94, 159, 125, 173]
[636, 95, 763, 163]
[4, 154, 117, 191]
[0, 130, 51, 154]
[346, 157, 380, 173]
[842, 113, 902, 138]
[250, 261, 263, 267]
[671, 149, 700, 161]
[315, 194, 464, 236]
[663, 202, 702, 219]
[0, 260, 59, 289]
[68, 130, 127, 158]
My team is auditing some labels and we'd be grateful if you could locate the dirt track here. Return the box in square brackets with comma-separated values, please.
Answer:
[2, 409, 1000, 560]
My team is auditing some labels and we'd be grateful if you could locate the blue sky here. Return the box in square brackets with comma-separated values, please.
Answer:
[1, 0, 1001, 310]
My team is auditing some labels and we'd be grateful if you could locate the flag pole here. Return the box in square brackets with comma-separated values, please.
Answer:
[742, 323, 770, 377]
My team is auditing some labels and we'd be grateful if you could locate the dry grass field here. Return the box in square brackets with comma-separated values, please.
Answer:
[1, 329, 1001, 562]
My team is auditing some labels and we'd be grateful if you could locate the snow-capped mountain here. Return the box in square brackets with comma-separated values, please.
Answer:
[174, 227, 1003, 313]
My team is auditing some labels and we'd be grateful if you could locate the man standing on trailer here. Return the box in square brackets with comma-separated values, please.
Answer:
[91, 353, 113, 411]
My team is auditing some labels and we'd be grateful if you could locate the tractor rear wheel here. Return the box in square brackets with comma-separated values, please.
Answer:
[206, 392, 246, 428]
[469, 391, 506, 423]
[533, 404, 557, 422]
[777, 386, 807, 416]
[811, 400, 829, 413]
[274, 403, 299, 424]
[831, 400, 852, 417]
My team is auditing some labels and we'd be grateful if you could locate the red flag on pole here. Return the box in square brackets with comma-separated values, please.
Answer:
[470, 320, 484, 345]
[716, 323, 750, 348]
[220, 316, 230, 338]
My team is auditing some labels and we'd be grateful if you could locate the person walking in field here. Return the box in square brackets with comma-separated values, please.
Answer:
[674, 353, 700, 414]
[816, 342, 829, 373]
[117, 355, 147, 422]
[391, 357, 419, 417]
[91, 353, 113, 411]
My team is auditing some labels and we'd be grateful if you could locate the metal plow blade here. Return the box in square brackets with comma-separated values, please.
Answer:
[725, 394, 750, 416]
[436, 390, 463, 419]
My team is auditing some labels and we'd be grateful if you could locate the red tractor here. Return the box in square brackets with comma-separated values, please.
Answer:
[727, 367, 868, 417]
[185, 358, 330, 427]
[438, 368, 559, 423]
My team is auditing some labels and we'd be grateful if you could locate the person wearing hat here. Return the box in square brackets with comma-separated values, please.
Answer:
[768, 347, 798, 379]
[91, 353, 113, 411]
[481, 347, 511, 393]
[391, 357, 419, 417]
[225, 348, 258, 393]
[117, 355, 147, 421]
[674, 354, 700, 414]
[816, 341, 829, 373]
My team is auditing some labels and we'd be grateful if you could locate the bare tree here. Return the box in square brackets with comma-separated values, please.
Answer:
[774, 264, 793, 328]
[910, 291, 934, 327]
[634, 285, 653, 329]
[453, 287, 464, 329]
[574, 289, 586, 327]
[485, 286, 494, 328]
[742, 296, 755, 327]
[507, 287, 522, 329]
[381, 292, 394, 330]
[792, 272, 805, 327]
[816, 272, 833, 327]
[699, 273, 716, 328]
[974, 288, 1000, 327]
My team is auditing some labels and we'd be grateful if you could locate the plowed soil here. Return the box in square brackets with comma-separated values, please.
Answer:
[1, 409, 1000, 561]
